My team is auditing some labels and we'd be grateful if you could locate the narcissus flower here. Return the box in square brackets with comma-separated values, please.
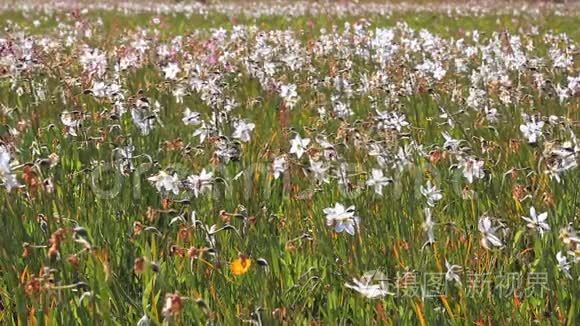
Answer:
[185, 169, 213, 198]
[460, 157, 484, 184]
[521, 206, 550, 237]
[162, 62, 181, 80]
[0, 145, 20, 191]
[344, 271, 393, 299]
[231, 255, 252, 276]
[520, 117, 544, 144]
[232, 119, 255, 142]
[272, 155, 287, 179]
[289, 133, 310, 159]
[147, 170, 180, 195]
[324, 203, 360, 235]
[366, 169, 392, 195]
[420, 181, 443, 207]
[478, 216, 504, 250]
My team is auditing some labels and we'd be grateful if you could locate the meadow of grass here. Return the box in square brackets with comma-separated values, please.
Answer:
[0, 1, 579, 325]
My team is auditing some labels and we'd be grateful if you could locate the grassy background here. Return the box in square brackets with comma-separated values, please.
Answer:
[0, 4, 579, 325]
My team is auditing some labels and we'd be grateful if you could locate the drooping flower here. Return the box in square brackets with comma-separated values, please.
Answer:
[161, 292, 183, 319]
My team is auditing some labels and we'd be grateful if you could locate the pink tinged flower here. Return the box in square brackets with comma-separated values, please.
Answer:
[91, 81, 107, 98]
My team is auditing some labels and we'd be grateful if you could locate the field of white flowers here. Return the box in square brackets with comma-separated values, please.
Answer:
[0, 1, 578, 324]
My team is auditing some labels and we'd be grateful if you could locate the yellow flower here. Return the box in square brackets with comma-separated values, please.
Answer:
[230, 255, 251, 276]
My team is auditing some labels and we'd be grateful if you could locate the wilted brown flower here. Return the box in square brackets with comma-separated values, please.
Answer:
[161, 198, 172, 210]
[512, 184, 529, 202]
[509, 139, 521, 153]
[542, 192, 555, 207]
[178, 226, 192, 241]
[170, 245, 186, 257]
[22, 165, 40, 191]
[428, 149, 443, 164]
[133, 221, 143, 236]
[134, 257, 145, 274]
[25, 276, 41, 297]
[67, 254, 79, 267]
[162, 292, 183, 318]
[146, 207, 159, 222]
[48, 228, 66, 259]
[220, 210, 232, 223]
[164, 138, 184, 151]
[22, 243, 31, 258]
